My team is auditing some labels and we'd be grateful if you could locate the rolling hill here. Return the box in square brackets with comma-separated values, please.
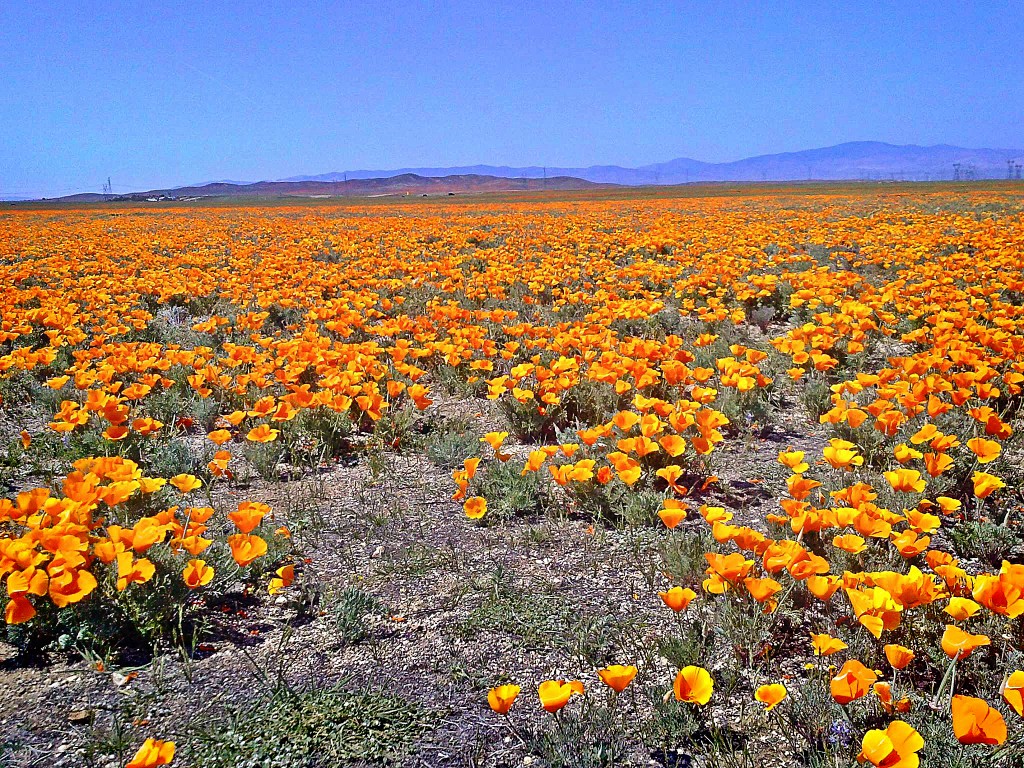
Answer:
[53, 173, 608, 202]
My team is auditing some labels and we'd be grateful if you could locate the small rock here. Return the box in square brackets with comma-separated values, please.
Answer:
[68, 709, 94, 725]
[111, 672, 133, 687]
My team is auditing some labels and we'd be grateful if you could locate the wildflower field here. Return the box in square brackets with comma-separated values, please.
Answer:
[1, 184, 1024, 767]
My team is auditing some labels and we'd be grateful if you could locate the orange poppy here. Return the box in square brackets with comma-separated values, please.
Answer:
[463, 496, 487, 519]
[673, 666, 713, 705]
[126, 738, 175, 768]
[941, 625, 990, 660]
[1001, 670, 1024, 717]
[883, 644, 915, 670]
[183, 559, 215, 589]
[246, 423, 280, 443]
[951, 694, 1007, 745]
[169, 474, 202, 493]
[227, 534, 268, 567]
[538, 679, 584, 713]
[597, 664, 638, 693]
[754, 683, 787, 712]
[857, 720, 923, 768]
[830, 659, 877, 704]
[659, 586, 696, 612]
[487, 684, 520, 714]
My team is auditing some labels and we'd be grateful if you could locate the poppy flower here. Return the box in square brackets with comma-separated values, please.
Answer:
[227, 534, 268, 567]
[754, 683, 787, 711]
[857, 720, 923, 768]
[246, 424, 280, 443]
[481, 432, 511, 461]
[830, 659, 877, 704]
[951, 694, 1007, 745]
[659, 435, 687, 457]
[463, 496, 486, 519]
[538, 680, 584, 713]
[183, 559, 214, 589]
[659, 586, 696, 612]
[893, 443, 923, 464]
[972, 471, 1005, 499]
[943, 597, 981, 621]
[5, 594, 36, 624]
[169, 474, 202, 494]
[823, 439, 863, 470]
[658, 499, 688, 528]
[941, 625, 990, 660]
[228, 501, 270, 534]
[116, 552, 156, 591]
[883, 644, 915, 670]
[126, 738, 175, 768]
[207, 429, 232, 445]
[487, 684, 520, 714]
[744, 576, 782, 605]
[1001, 670, 1024, 717]
[674, 666, 713, 704]
[268, 564, 295, 595]
[811, 633, 848, 656]
[778, 450, 808, 473]
[966, 437, 1001, 464]
[48, 568, 98, 607]
[598, 664, 638, 693]
[656, 465, 687, 495]
[102, 425, 129, 440]
[833, 534, 866, 554]
[883, 468, 927, 494]
[972, 568, 1024, 618]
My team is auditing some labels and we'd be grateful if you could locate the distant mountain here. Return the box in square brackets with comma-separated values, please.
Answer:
[285, 142, 1024, 185]
[52, 173, 607, 202]
[32, 142, 1024, 202]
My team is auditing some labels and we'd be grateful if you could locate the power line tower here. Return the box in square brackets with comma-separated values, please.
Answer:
[1009, 160, 1016, 180]
[102, 177, 113, 197]
[953, 163, 962, 181]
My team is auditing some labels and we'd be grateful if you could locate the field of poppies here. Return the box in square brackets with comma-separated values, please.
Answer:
[1, 185, 1023, 767]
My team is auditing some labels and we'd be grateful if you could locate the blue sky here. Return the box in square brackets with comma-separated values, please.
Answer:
[2, 1, 1022, 197]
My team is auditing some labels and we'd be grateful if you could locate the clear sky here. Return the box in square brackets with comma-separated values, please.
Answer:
[2, 1, 1022, 197]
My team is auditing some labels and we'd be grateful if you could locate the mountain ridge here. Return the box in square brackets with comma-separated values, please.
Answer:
[283, 142, 1024, 186]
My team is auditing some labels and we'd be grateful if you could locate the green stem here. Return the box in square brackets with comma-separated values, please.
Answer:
[931, 656, 957, 709]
